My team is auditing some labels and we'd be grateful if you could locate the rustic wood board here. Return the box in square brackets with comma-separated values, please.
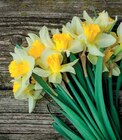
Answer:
[0, 0, 122, 139]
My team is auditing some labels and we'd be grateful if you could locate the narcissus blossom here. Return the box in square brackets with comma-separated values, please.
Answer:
[12, 79, 43, 113]
[39, 26, 83, 56]
[26, 33, 46, 59]
[33, 53, 78, 83]
[9, 47, 35, 82]
[63, 16, 116, 56]
[83, 10, 117, 32]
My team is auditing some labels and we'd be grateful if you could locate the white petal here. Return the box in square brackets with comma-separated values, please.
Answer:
[69, 39, 84, 53]
[34, 82, 43, 90]
[28, 96, 36, 113]
[61, 66, 75, 74]
[87, 54, 98, 65]
[61, 59, 78, 74]
[33, 67, 50, 77]
[71, 16, 83, 35]
[112, 64, 120, 76]
[96, 33, 116, 48]
[83, 11, 93, 23]
[39, 26, 54, 48]
[14, 82, 29, 100]
[33, 90, 44, 100]
[88, 45, 104, 56]
[51, 28, 60, 35]
[66, 50, 70, 57]
[62, 25, 77, 38]
[103, 64, 108, 72]
[26, 37, 33, 46]
[49, 73, 62, 83]
[117, 23, 122, 43]
[114, 52, 122, 62]
[28, 33, 40, 42]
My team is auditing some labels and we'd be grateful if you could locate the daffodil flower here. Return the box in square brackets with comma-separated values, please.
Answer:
[82, 22, 116, 56]
[83, 10, 117, 32]
[26, 33, 46, 59]
[63, 16, 116, 57]
[33, 53, 78, 83]
[9, 47, 35, 84]
[39, 26, 83, 56]
[87, 26, 122, 76]
[12, 79, 44, 113]
[88, 46, 121, 76]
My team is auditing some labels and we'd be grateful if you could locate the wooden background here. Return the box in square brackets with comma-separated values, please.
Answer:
[0, 0, 122, 139]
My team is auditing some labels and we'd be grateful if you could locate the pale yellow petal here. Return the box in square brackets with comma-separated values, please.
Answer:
[83, 11, 93, 23]
[87, 54, 98, 65]
[39, 26, 54, 48]
[96, 33, 116, 48]
[49, 73, 62, 83]
[117, 23, 122, 43]
[88, 45, 104, 56]
[28, 96, 36, 113]
[33, 67, 50, 77]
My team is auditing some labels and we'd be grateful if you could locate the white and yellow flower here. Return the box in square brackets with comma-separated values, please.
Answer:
[33, 53, 78, 83]
[63, 16, 116, 57]
[83, 10, 117, 32]
[26, 33, 46, 59]
[39, 26, 83, 56]
[87, 24, 122, 76]
[9, 47, 35, 83]
[12, 78, 43, 113]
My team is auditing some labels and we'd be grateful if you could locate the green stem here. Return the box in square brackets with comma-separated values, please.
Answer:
[85, 76, 95, 102]
[108, 77, 121, 138]
[71, 74, 110, 139]
[95, 57, 116, 140]
[68, 81, 105, 140]
[116, 60, 122, 108]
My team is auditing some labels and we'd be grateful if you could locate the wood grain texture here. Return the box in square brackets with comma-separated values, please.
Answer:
[0, 0, 122, 139]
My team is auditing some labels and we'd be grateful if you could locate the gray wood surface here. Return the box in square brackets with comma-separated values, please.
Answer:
[0, 0, 122, 140]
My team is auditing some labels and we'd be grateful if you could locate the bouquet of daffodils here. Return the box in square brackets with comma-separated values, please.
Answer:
[9, 11, 122, 139]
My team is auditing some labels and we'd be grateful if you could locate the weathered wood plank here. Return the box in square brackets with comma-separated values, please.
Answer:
[0, 0, 122, 18]
[0, 90, 63, 139]
[0, 134, 64, 140]
[0, 91, 122, 129]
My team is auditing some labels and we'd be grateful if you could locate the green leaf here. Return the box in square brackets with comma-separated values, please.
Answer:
[52, 122, 71, 140]
[51, 96, 96, 140]
[95, 57, 116, 139]
[116, 60, 122, 108]
[87, 64, 95, 86]
[85, 77, 95, 102]
[108, 77, 121, 137]
[70, 73, 110, 139]
[68, 81, 105, 140]
[56, 84, 100, 139]
[53, 116, 82, 140]
[33, 73, 96, 139]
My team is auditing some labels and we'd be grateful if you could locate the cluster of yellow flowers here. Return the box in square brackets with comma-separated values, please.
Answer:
[8, 11, 122, 112]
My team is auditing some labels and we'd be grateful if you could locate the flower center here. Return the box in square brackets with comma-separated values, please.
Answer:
[47, 54, 61, 73]
[13, 82, 20, 92]
[83, 23, 101, 43]
[53, 33, 72, 51]
[9, 60, 30, 78]
[28, 40, 45, 59]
